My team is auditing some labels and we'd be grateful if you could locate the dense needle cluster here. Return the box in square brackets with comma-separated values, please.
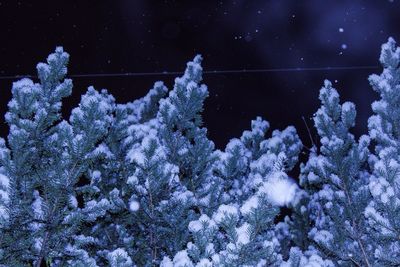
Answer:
[0, 38, 399, 266]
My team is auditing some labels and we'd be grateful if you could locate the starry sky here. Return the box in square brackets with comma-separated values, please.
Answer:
[0, 1, 399, 150]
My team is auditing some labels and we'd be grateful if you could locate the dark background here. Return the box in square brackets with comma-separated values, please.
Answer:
[0, 1, 399, 153]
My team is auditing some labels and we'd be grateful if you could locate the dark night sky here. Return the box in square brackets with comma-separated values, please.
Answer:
[0, 1, 399, 149]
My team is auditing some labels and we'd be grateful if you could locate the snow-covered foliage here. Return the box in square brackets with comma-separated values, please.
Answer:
[168, 176, 284, 266]
[0, 47, 111, 266]
[281, 38, 400, 266]
[1, 38, 400, 266]
[366, 37, 400, 266]
[293, 80, 372, 266]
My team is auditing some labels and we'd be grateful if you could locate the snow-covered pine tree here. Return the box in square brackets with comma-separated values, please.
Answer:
[366, 37, 400, 265]
[124, 56, 217, 264]
[62, 86, 117, 266]
[296, 80, 372, 266]
[0, 48, 76, 266]
[0, 48, 116, 266]
[162, 117, 303, 266]
[215, 117, 302, 205]
[83, 56, 215, 265]
[156, 55, 218, 207]
[125, 129, 196, 265]
[78, 82, 168, 266]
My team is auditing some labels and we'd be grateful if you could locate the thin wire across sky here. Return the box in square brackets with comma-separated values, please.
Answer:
[0, 65, 379, 80]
